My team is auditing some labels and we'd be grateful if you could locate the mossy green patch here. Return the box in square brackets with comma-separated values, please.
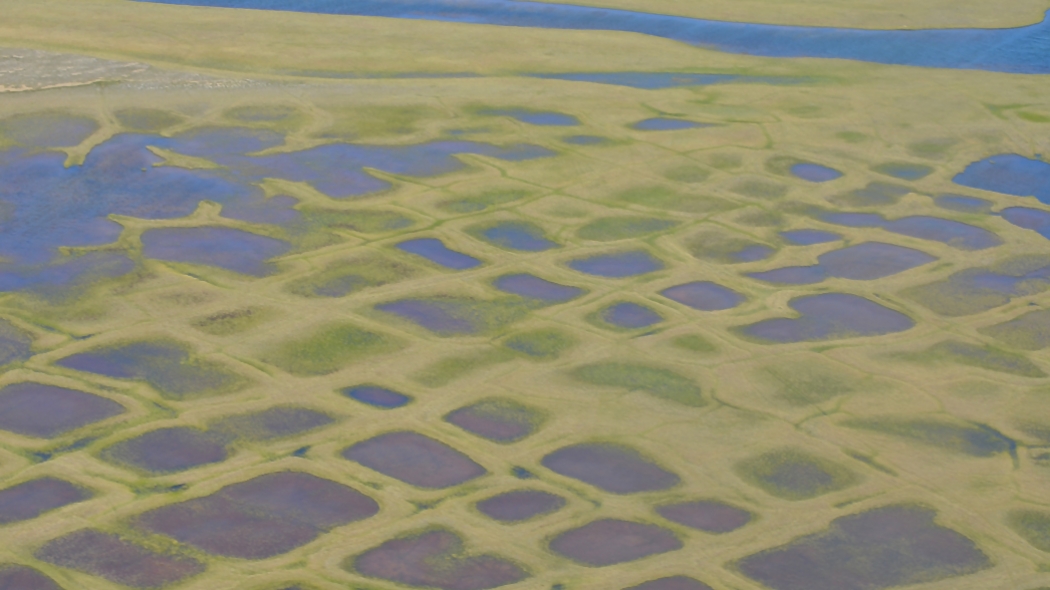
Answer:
[730, 179, 789, 200]
[706, 152, 743, 170]
[56, 339, 247, 400]
[377, 296, 536, 336]
[261, 323, 402, 376]
[301, 208, 415, 234]
[413, 350, 516, 387]
[438, 189, 530, 214]
[0, 319, 34, 366]
[503, 328, 576, 360]
[684, 230, 773, 263]
[663, 165, 711, 183]
[615, 186, 735, 214]
[907, 138, 956, 159]
[671, 334, 717, 353]
[764, 155, 805, 176]
[734, 448, 859, 500]
[762, 362, 858, 406]
[904, 339, 1046, 377]
[902, 256, 1050, 317]
[570, 361, 704, 407]
[836, 131, 868, 143]
[575, 216, 678, 241]
[224, 104, 301, 124]
[843, 416, 1015, 458]
[1017, 111, 1050, 123]
[979, 309, 1050, 350]
[1008, 509, 1050, 553]
[320, 105, 440, 140]
[288, 254, 418, 298]
[191, 307, 272, 336]
[114, 108, 185, 132]
[735, 208, 784, 227]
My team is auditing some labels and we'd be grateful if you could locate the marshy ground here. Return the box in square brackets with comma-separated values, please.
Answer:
[0, 1, 1049, 589]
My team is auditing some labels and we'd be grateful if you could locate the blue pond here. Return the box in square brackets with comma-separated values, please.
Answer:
[661, 281, 745, 311]
[529, 72, 800, 89]
[397, 238, 481, 269]
[733, 245, 776, 263]
[740, 293, 914, 343]
[600, 302, 663, 329]
[137, 0, 1050, 74]
[167, 127, 555, 199]
[0, 253, 135, 293]
[342, 385, 412, 409]
[481, 109, 580, 126]
[749, 242, 935, 285]
[780, 229, 841, 245]
[142, 227, 291, 276]
[568, 250, 665, 278]
[0, 127, 552, 291]
[872, 162, 934, 181]
[562, 135, 609, 146]
[953, 154, 1050, 203]
[632, 118, 709, 131]
[493, 273, 584, 302]
[790, 163, 842, 183]
[820, 212, 1001, 250]
[935, 194, 993, 213]
[479, 222, 558, 252]
[1000, 207, 1050, 239]
[221, 194, 301, 225]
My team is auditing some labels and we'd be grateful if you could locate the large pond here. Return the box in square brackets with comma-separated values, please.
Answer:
[0, 125, 551, 289]
[138, 0, 1050, 74]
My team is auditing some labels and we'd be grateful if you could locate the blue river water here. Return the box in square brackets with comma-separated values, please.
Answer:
[136, 0, 1050, 74]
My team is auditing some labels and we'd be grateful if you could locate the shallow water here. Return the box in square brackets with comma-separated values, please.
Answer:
[568, 250, 665, 277]
[736, 504, 990, 590]
[478, 221, 558, 251]
[549, 519, 682, 566]
[562, 134, 609, 145]
[632, 118, 709, 131]
[136, 0, 1050, 74]
[935, 194, 992, 212]
[342, 384, 412, 409]
[872, 162, 933, 180]
[660, 281, 745, 311]
[343, 431, 487, 489]
[493, 273, 585, 302]
[790, 163, 842, 182]
[354, 528, 528, 590]
[530, 72, 799, 89]
[542, 442, 680, 494]
[600, 301, 663, 329]
[0, 127, 553, 288]
[740, 293, 914, 342]
[142, 227, 291, 276]
[139, 471, 378, 559]
[0, 478, 90, 525]
[780, 229, 841, 245]
[105, 427, 228, 474]
[820, 213, 1000, 250]
[396, 238, 481, 269]
[480, 108, 579, 126]
[476, 489, 565, 522]
[0, 382, 124, 438]
[953, 154, 1050, 203]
